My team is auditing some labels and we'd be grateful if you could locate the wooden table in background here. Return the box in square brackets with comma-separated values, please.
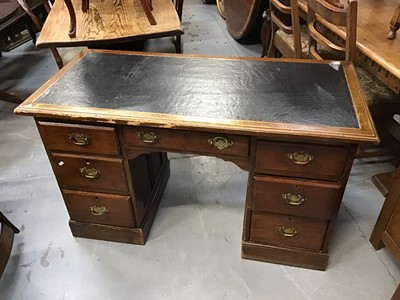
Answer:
[36, 0, 183, 49]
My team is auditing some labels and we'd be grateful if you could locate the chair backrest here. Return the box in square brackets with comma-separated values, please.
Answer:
[269, 0, 303, 58]
[307, 0, 357, 61]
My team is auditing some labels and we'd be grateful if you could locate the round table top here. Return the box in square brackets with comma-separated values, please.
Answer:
[0, 0, 20, 23]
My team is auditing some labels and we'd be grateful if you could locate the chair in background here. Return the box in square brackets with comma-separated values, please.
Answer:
[0, 0, 62, 103]
[0, 212, 20, 278]
[307, 0, 357, 61]
[307, 0, 400, 160]
[265, 0, 309, 58]
[308, 0, 400, 202]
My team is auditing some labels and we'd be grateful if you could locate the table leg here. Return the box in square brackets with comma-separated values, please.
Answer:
[387, 4, 400, 40]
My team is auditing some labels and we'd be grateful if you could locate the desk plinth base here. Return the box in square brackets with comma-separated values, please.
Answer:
[241, 241, 329, 271]
[69, 160, 170, 245]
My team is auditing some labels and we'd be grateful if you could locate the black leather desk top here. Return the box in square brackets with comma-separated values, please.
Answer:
[36, 52, 358, 128]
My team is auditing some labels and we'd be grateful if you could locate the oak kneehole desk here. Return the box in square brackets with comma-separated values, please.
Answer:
[15, 50, 378, 270]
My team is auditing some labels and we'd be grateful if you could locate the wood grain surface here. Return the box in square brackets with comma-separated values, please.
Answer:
[36, 0, 183, 47]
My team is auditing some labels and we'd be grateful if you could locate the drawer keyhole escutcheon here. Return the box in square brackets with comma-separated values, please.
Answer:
[80, 167, 100, 179]
[282, 193, 306, 205]
[208, 136, 234, 150]
[278, 226, 298, 237]
[90, 206, 109, 216]
[68, 132, 91, 146]
[287, 152, 314, 165]
[138, 131, 160, 144]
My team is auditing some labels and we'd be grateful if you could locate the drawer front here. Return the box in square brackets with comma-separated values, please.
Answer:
[255, 141, 350, 180]
[51, 153, 128, 193]
[250, 212, 328, 251]
[63, 190, 134, 227]
[123, 127, 249, 157]
[38, 121, 120, 156]
[252, 176, 342, 219]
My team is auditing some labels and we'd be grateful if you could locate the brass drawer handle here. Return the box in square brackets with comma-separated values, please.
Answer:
[282, 193, 306, 205]
[90, 205, 109, 216]
[208, 136, 234, 150]
[137, 131, 160, 144]
[278, 226, 298, 237]
[68, 132, 91, 146]
[80, 167, 100, 179]
[287, 152, 314, 165]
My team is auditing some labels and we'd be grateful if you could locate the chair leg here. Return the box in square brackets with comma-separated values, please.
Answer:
[63, 0, 77, 38]
[266, 39, 277, 58]
[0, 91, 22, 104]
[0, 211, 19, 279]
[0, 212, 20, 234]
[387, 4, 400, 40]
[140, 0, 157, 25]
[175, 0, 184, 20]
[260, 10, 271, 57]
[174, 0, 184, 53]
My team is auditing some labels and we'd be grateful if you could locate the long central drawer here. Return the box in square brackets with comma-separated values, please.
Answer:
[123, 127, 250, 157]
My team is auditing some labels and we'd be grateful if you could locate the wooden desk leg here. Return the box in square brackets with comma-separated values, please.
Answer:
[63, 0, 77, 38]
[387, 4, 400, 40]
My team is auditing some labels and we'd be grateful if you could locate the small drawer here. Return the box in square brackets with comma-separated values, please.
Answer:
[123, 127, 249, 158]
[51, 153, 128, 193]
[250, 212, 328, 251]
[252, 176, 342, 219]
[37, 121, 120, 156]
[63, 190, 134, 227]
[255, 141, 350, 180]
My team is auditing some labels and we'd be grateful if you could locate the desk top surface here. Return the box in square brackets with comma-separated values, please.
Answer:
[15, 50, 378, 144]
[36, 0, 183, 48]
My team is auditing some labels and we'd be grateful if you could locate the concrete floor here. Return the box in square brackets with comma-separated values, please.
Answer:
[1, 0, 400, 299]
